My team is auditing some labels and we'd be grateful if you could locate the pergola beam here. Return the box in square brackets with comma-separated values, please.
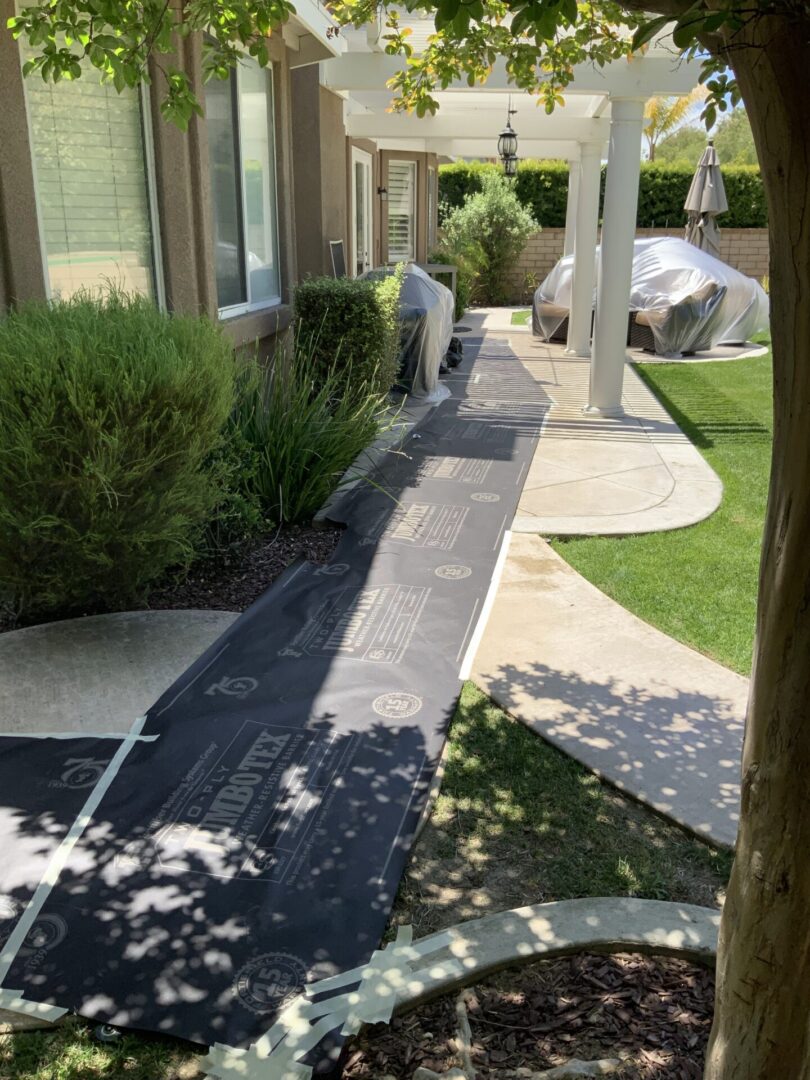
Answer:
[324, 50, 698, 98]
[345, 111, 611, 142]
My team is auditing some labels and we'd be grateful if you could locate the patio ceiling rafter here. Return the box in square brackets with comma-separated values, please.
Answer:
[331, 20, 703, 415]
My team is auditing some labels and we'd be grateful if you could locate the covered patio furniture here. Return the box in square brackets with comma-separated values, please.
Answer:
[533, 237, 769, 358]
[364, 263, 454, 402]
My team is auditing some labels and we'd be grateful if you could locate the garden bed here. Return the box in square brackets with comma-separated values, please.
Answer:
[0, 524, 343, 634]
[345, 952, 714, 1079]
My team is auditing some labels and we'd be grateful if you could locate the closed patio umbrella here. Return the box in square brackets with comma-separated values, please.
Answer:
[684, 141, 728, 259]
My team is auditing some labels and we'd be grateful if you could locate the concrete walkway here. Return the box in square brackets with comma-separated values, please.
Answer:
[456, 309, 724, 536]
[473, 536, 746, 848]
[0, 610, 238, 735]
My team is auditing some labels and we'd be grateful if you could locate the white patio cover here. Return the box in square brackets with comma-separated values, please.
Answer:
[533, 237, 769, 356]
[684, 142, 728, 259]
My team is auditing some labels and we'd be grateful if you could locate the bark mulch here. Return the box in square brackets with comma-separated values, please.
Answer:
[145, 524, 342, 613]
[0, 525, 342, 635]
[342, 953, 714, 1080]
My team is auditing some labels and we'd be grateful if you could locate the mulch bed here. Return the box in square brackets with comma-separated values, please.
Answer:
[343, 953, 715, 1079]
[0, 525, 342, 634]
[145, 524, 342, 613]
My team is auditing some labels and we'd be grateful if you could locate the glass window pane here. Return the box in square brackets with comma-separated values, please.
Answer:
[25, 56, 156, 299]
[388, 160, 416, 263]
[205, 72, 246, 309]
[239, 62, 280, 305]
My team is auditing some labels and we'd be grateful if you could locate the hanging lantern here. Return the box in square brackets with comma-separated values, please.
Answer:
[497, 97, 519, 177]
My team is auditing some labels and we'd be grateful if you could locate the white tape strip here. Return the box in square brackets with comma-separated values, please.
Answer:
[458, 529, 512, 679]
[0, 714, 149, 986]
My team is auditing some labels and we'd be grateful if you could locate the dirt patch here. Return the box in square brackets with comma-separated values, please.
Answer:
[145, 524, 342, 613]
[0, 524, 342, 633]
[343, 953, 714, 1079]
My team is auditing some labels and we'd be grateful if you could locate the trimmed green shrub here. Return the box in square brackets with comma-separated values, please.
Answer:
[0, 291, 237, 617]
[441, 171, 537, 305]
[636, 162, 766, 228]
[440, 159, 768, 230]
[293, 267, 404, 395]
[229, 345, 392, 525]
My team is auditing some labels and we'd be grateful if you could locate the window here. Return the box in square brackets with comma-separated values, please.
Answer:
[428, 166, 437, 251]
[25, 57, 159, 300]
[387, 160, 417, 263]
[205, 58, 280, 315]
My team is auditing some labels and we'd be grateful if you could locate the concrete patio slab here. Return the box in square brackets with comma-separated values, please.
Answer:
[455, 310, 724, 536]
[472, 535, 747, 848]
[0, 609, 238, 735]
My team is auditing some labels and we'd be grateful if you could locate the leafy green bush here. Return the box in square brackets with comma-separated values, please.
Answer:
[441, 171, 538, 305]
[293, 267, 404, 395]
[636, 163, 766, 228]
[229, 346, 392, 525]
[440, 159, 768, 229]
[0, 292, 236, 617]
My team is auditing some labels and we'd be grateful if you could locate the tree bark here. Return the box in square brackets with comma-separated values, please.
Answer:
[702, 11, 810, 1078]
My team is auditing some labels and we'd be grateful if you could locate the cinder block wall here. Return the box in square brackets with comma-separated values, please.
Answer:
[506, 227, 770, 304]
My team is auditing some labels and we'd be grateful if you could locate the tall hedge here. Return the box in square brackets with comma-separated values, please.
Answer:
[439, 159, 767, 230]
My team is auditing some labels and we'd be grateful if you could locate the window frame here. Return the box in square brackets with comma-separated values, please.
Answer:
[386, 158, 417, 264]
[22, 49, 165, 308]
[213, 59, 282, 321]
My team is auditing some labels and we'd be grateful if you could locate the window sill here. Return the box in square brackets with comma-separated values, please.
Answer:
[219, 303, 292, 349]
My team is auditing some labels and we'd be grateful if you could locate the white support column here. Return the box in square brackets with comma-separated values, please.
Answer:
[586, 98, 645, 416]
[565, 142, 602, 358]
[562, 158, 580, 257]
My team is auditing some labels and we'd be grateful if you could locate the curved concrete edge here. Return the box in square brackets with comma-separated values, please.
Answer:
[391, 897, 719, 1016]
[513, 477, 723, 537]
[1, 899, 719, 1038]
[473, 536, 745, 849]
[0, 609, 240, 736]
[631, 342, 769, 365]
[510, 346, 725, 538]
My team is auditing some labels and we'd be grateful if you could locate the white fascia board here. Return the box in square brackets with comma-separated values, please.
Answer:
[346, 110, 610, 141]
[324, 49, 699, 97]
[285, 0, 345, 62]
[375, 137, 605, 160]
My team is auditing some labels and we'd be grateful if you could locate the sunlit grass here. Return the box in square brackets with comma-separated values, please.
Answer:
[427, 684, 732, 904]
[552, 353, 772, 675]
[510, 309, 531, 325]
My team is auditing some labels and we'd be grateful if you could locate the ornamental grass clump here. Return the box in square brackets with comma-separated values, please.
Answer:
[0, 291, 237, 618]
[230, 345, 392, 525]
[441, 171, 538, 305]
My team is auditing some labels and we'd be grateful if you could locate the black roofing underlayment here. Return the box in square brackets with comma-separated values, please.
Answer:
[0, 335, 550, 1074]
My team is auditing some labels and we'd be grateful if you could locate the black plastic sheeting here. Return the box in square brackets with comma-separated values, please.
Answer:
[0, 335, 550, 1072]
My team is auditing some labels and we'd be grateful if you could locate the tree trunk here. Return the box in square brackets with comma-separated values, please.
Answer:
[704, 12, 810, 1078]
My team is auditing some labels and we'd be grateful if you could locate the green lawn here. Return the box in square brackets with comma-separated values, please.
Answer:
[553, 353, 773, 676]
[1, 684, 731, 1080]
[511, 308, 531, 325]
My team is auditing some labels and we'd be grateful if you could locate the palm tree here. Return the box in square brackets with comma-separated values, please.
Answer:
[644, 90, 706, 161]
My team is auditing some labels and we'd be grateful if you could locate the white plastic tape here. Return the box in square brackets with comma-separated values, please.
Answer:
[0, 715, 150, 985]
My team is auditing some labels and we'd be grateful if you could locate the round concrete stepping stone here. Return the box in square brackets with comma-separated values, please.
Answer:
[0, 609, 239, 736]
